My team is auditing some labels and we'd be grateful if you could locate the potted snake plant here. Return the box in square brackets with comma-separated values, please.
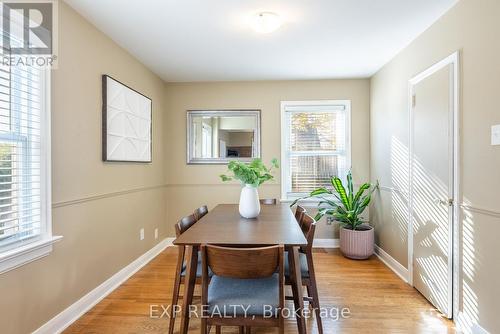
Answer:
[220, 158, 279, 219]
[291, 171, 378, 259]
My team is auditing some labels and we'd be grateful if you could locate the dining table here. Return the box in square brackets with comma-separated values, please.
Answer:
[173, 203, 309, 334]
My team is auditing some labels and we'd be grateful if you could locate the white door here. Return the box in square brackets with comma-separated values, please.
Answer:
[410, 55, 458, 319]
[201, 124, 212, 158]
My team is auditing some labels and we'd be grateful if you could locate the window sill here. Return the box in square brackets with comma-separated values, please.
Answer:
[280, 198, 320, 208]
[0, 236, 63, 274]
[281, 196, 341, 208]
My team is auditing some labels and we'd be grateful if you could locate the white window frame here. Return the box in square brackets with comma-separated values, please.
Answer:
[0, 69, 61, 274]
[280, 100, 352, 203]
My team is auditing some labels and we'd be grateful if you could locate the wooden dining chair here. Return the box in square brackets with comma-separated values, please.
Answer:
[285, 213, 323, 333]
[194, 205, 208, 221]
[295, 205, 306, 226]
[169, 214, 209, 334]
[259, 198, 277, 205]
[201, 244, 285, 334]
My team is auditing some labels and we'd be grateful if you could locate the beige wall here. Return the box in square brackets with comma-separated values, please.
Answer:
[370, 0, 500, 331]
[10, 0, 500, 332]
[0, 2, 168, 334]
[0, 5, 370, 332]
[164, 80, 371, 239]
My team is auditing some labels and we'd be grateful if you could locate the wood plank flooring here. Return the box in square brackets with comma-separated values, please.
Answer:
[64, 247, 455, 333]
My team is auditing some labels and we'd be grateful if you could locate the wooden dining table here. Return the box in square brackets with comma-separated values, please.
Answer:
[173, 203, 308, 334]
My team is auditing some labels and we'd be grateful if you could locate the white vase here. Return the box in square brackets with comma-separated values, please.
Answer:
[239, 184, 261, 218]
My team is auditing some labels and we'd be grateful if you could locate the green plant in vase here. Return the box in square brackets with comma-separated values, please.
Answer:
[220, 158, 279, 218]
[291, 171, 379, 259]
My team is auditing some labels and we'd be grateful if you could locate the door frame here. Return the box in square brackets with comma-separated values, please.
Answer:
[407, 51, 460, 319]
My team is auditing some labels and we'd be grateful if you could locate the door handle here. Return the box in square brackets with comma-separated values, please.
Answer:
[434, 198, 454, 206]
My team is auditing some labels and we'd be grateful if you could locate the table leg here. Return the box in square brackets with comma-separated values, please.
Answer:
[179, 245, 198, 334]
[288, 246, 307, 334]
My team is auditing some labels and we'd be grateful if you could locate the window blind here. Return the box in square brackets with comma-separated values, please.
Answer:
[0, 61, 43, 250]
[283, 103, 349, 198]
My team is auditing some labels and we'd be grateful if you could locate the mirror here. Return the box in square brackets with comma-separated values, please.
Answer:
[187, 110, 261, 164]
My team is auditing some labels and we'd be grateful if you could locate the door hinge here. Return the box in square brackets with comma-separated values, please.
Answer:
[412, 94, 416, 108]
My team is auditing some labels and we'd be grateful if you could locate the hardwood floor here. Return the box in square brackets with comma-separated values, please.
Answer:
[64, 247, 455, 334]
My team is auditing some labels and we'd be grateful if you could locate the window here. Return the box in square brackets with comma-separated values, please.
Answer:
[281, 100, 351, 201]
[0, 61, 59, 274]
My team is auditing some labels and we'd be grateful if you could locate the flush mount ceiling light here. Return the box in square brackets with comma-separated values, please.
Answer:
[250, 12, 282, 34]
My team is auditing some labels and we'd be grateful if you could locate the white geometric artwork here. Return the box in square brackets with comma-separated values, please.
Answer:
[102, 75, 152, 162]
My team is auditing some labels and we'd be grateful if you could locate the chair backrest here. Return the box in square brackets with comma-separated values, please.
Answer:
[174, 214, 197, 237]
[202, 245, 283, 279]
[201, 245, 285, 323]
[295, 205, 306, 226]
[193, 205, 208, 221]
[299, 213, 317, 252]
[259, 198, 277, 205]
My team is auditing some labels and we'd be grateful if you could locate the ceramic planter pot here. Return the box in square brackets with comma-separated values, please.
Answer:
[239, 184, 260, 218]
[339, 225, 374, 260]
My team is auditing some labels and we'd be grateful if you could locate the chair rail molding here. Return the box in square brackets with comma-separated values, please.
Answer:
[378, 185, 408, 197]
[460, 204, 500, 218]
[52, 184, 168, 208]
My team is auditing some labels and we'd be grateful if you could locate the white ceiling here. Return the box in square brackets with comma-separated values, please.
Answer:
[65, 0, 458, 82]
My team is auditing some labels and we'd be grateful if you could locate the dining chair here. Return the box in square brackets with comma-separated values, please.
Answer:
[194, 205, 209, 221]
[285, 213, 323, 334]
[169, 214, 209, 334]
[200, 244, 285, 334]
[259, 198, 277, 205]
[295, 205, 306, 226]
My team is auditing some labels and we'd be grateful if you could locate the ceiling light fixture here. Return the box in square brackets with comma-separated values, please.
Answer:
[250, 12, 282, 34]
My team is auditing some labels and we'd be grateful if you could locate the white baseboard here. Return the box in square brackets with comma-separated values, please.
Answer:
[373, 249, 490, 334]
[374, 245, 409, 283]
[313, 238, 340, 248]
[471, 323, 490, 334]
[33, 237, 175, 334]
[315, 241, 410, 284]
[456, 312, 490, 334]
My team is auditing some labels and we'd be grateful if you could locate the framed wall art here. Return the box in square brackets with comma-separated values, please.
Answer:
[102, 75, 152, 162]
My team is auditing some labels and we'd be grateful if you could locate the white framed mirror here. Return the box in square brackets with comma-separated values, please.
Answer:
[186, 110, 261, 164]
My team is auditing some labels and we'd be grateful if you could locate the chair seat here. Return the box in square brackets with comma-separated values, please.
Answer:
[181, 251, 212, 277]
[284, 251, 309, 278]
[207, 274, 280, 317]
